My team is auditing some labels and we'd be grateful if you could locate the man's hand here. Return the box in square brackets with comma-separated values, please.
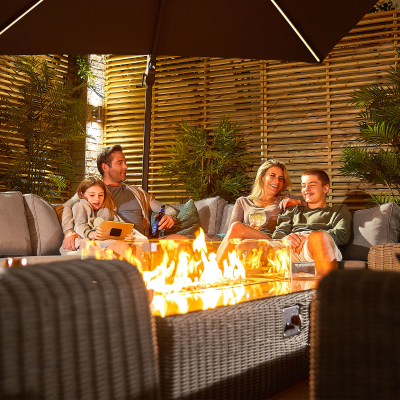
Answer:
[124, 233, 135, 242]
[284, 233, 308, 254]
[62, 232, 79, 251]
[158, 214, 175, 230]
[278, 198, 301, 211]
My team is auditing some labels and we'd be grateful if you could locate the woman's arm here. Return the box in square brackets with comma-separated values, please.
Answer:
[228, 198, 245, 227]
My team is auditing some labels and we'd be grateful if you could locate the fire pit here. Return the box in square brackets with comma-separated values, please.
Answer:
[83, 231, 316, 400]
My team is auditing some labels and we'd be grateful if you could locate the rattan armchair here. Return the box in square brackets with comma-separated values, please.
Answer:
[367, 243, 400, 272]
[0, 259, 161, 400]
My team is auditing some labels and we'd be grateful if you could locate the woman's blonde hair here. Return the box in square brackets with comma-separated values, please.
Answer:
[77, 176, 116, 215]
[248, 159, 292, 200]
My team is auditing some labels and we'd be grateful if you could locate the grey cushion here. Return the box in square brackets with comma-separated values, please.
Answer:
[343, 202, 400, 262]
[165, 199, 201, 237]
[193, 196, 228, 235]
[219, 204, 235, 234]
[23, 194, 64, 256]
[0, 191, 32, 256]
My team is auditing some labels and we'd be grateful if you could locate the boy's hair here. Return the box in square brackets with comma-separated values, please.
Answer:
[76, 176, 116, 213]
[97, 144, 123, 176]
[302, 168, 330, 186]
[248, 159, 292, 200]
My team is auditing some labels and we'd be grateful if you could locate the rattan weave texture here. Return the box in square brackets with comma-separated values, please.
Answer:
[0, 259, 160, 400]
[310, 270, 400, 399]
[156, 290, 314, 400]
[368, 243, 400, 271]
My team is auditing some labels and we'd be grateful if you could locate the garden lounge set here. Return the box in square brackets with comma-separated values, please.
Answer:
[2, 191, 400, 399]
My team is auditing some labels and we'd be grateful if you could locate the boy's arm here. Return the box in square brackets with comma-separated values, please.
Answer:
[271, 206, 296, 239]
[326, 205, 352, 246]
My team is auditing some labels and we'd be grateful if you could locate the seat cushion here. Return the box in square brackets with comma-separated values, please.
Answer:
[343, 202, 400, 262]
[23, 194, 64, 256]
[0, 191, 32, 257]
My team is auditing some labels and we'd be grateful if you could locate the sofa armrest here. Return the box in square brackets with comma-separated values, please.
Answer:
[367, 243, 400, 271]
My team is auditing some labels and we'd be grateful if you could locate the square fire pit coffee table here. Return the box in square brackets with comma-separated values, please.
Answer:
[155, 286, 315, 400]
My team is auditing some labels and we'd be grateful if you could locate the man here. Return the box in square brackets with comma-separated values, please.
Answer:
[62, 144, 179, 251]
[272, 168, 351, 276]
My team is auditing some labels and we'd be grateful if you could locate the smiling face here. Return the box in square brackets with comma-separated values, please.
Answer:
[83, 184, 105, 210]
[102, 150, 127, 186]
[301, 174, 329, 208]
[262, 166, 285, 197]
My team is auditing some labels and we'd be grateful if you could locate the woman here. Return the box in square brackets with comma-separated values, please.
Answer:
[216, 159, 304, 262]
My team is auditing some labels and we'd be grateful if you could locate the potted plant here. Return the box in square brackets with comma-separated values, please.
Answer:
[160, 117, 254, 203]
[340, 60, 400, 206]
[0, 55, 87, 202]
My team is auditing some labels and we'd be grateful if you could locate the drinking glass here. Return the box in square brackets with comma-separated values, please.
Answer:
[248, 209, 267, 228]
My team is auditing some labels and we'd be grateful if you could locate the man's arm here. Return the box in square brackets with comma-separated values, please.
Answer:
[61, 194, 80, 251]
[326, 204, 352, 246]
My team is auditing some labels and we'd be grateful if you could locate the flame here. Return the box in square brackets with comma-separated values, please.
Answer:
[140, 228, 291, 317]
[80, 229, 292, 317]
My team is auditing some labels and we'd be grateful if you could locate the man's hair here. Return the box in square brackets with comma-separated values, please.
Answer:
[302, 168, 330, 186]
[97, 145, 123, 176]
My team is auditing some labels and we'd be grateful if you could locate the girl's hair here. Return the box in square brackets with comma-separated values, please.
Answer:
[76, 176, 116, 214]
[248, 159, 292, 200]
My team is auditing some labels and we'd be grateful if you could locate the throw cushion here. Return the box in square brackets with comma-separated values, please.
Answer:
[343, 202, 400, 262]
[154, 199, 201, 237]
[0, 191, 32, 256]
[23, 194, 64, 256]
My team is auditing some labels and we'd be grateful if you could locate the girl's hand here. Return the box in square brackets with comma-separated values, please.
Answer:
[88, 228, 104, 240]
[124, 233, 135, 242]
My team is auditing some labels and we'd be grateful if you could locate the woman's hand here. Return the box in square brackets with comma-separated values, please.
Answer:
[250, 222, 262, 231]
[88, 228, 104, 240]
[278, 198, 301, 211]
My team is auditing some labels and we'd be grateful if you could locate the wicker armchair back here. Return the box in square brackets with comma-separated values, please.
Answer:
[0, 259, 160, 400]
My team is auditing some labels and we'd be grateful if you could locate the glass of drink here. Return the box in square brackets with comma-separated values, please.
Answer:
[248, 209, 267, 228]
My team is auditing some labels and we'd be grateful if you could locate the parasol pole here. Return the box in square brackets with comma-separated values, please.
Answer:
[141, 0, 166, 192]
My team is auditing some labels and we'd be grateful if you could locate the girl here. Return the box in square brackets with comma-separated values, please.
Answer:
[59, 177, 130, 255]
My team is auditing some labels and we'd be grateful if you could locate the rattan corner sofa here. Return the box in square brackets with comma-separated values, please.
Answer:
[1, 191, 400, 269]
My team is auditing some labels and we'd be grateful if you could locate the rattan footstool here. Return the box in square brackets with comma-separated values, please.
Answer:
[368, 243, 400, 271]
[155, 290, 315, 400]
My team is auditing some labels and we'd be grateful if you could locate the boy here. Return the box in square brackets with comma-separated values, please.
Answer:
[272, 168, 351, 276]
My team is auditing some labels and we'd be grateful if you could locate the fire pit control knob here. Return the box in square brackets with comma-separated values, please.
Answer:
[291, 315, 302, 327]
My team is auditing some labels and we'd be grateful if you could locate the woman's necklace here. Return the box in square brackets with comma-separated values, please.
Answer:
[253, 197, 275, 208]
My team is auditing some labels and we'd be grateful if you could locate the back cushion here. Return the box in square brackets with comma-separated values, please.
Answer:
[219, 204, 235, 234]
[0, 191, 32, 256]
[23, 194, 64, 256]
[193, 196, 228, 235]
[343, 202, 400, 261]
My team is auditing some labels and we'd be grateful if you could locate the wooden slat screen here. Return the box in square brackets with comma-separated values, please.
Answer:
[0, 54, 71, 196]
[105, 11, 399, 209]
